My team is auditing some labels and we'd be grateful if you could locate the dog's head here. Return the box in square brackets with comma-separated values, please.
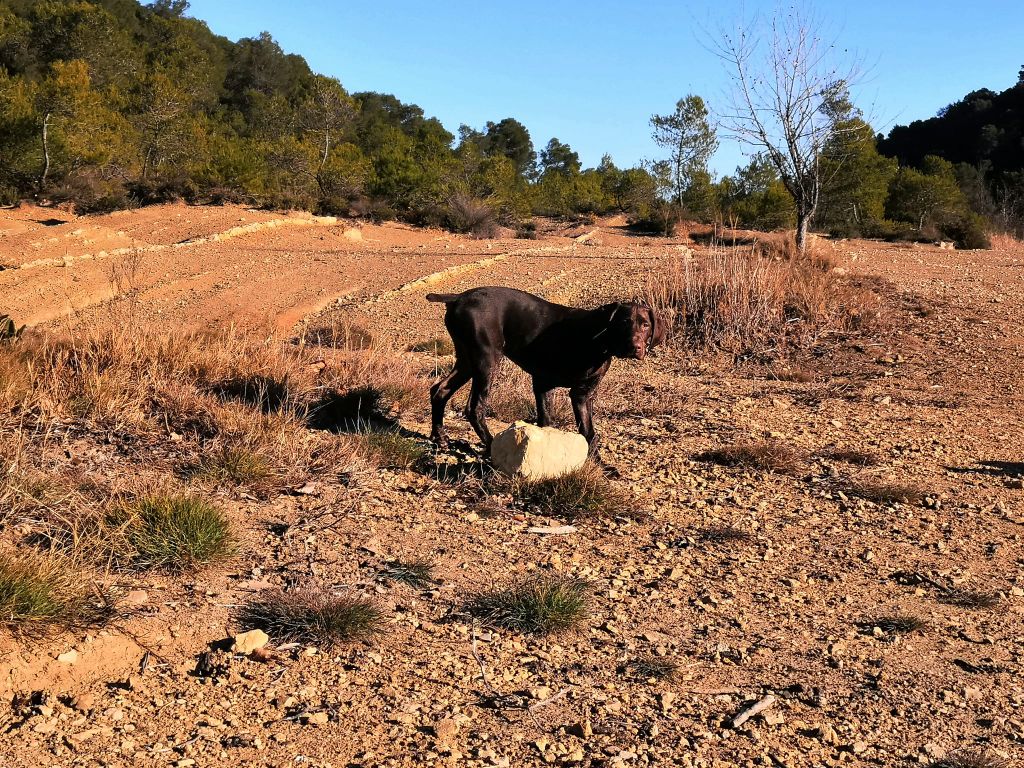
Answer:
[603, 301, 667, 360]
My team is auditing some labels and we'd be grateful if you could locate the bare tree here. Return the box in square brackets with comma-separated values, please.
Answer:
[712, 6, 863, 253]
[299, 75, 356, 189]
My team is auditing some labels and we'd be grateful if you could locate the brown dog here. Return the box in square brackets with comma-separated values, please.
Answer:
[426, 286, 666, 456]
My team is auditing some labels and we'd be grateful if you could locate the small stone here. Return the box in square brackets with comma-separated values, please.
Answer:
[433, 718, 460, 742]
[302, 711, 329, 725]
[851, 741, 869, 754]
[658, 691, 676, 713]
[57, 649, 78, 664]
[232, 629, 269, 654]
[72, 693, 96, 713]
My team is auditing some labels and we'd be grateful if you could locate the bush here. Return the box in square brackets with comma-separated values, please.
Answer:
[942, 212, 991, 249]
[446, 194, 499, 238]
[629, 200, 681, 236]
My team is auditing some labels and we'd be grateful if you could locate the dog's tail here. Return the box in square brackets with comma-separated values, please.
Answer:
[425, 292, 461, 304]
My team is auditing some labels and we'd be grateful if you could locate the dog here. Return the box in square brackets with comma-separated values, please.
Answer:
[426, 286, 666, 456]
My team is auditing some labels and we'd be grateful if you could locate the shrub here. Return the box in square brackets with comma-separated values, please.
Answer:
[942, 213, 991, 250]
[470, 576, 588, 634]
[240, 589, 383, 644]
[446, 194, 499, 238]
[630, 655, 680, 681]
[111, 494, 232, 571]
[843, 480, 924, 506]
[0, 552, 113, 635]
[356, 429, 427, 469]
[629, 199, 681, 236]
[644, 248, 883, 352]
[184, 444, 277, 489]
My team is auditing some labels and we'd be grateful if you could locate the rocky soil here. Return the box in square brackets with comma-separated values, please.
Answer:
[0, 204, 1022, 767]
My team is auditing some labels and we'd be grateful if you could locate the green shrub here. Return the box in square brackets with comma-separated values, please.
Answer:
[240, 589, 383, 644]
[112, 494, 232, 571]
[0, 553, 113, 634]
[470, 576, 588, 634]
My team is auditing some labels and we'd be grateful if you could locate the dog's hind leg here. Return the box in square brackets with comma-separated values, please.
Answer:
[430, 363, 471, 448]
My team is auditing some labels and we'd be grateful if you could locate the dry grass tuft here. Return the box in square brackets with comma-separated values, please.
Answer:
[844, 480, 925, 506]
[407, 337, 454, 356]
[630, 655, 680, 681]
[0, 551, 114, 635]
[470, 576, 588, 635]
[940, 589, 1001, 610]
[380, 560, 436, 588]
[696, 441, 802, 474]
[644, 247, 883, 352]
[183, 443, 278, 489]
[507, 464, 636, 520]
[240, 589, 384, 645]
[300, 320, 374, 350]
[864, 614, 928, 635]
[929, 751, 1010, 768]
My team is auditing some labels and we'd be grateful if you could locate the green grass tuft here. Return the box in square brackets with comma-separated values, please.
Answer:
[380, 560, 436, 588]
[112, 493, 232, 571]
[0, 553, 113, 635]
[240, 589, 384, 645]
[509, 464, 635, 520]
[470, 576, 588, 635]
[358, 429, 428, 469]
[185, 444, 277, 487]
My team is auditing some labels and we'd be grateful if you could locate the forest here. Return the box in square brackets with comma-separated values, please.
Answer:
[1, 0, 1021, 247]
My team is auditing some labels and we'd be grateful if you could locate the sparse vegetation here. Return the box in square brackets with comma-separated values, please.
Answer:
[240, 589, 384, 645]
[844, 480, 925, 506]
[407, 337, 454, 355]
[630, 655, 680, 681]
[184, 444, 277, 489]
[865, 614, 928, 635]
[0, 552, 112, 634]
[645, 248, 883, 352]
[470, 576, 589, 635]
[696, 441, 802, 474]
[110, 493, 232, 572]
[507, 464, 635, 520]
[380, 560, 436, 588]
[940, 589, 1001, 609]
[357, 429, 427, 469]
[929, 751, 1010, 768]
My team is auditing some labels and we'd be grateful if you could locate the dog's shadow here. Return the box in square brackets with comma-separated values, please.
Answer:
[945, 460, 1024, 479]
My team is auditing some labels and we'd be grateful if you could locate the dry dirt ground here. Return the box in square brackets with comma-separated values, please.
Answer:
[1, 203, 1023, 767]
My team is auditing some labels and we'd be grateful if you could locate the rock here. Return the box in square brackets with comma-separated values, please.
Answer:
[433, 718, 460, 742]
[490, 421, 589, 480]
[302, 711, 329, 725]
[57, 649, 78, 664]
[72, 693, 96, 713]
[123, 590, 148, 606]
[232, 629, 269, 654]
[342, 228, 362, 241]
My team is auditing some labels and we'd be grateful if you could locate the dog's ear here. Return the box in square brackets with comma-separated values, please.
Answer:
[648, 306, 667, 348]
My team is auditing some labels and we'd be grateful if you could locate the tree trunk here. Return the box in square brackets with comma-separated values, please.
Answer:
[796, 209, 811, 255]
[40, 112, 52, 191]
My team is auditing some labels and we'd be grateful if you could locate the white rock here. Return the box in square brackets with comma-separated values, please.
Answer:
[490, 421, 589, 480]
[342, 228, 363, 241]
[57, 649, 78, 664]
[232, 629, 269, 654]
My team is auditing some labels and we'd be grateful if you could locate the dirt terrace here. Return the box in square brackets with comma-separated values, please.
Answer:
[0, 204, 1022, 768]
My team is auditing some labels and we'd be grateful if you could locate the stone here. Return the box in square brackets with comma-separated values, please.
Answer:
[490, 421, 589, 480]
[72, 694, 96, 713]
[433, 718, 460, 742]
[302, 711, 329, 725]
[342, 228, 363, 241]
[57, 649, 78, 664]
[232, 629, 269, 654]
[123, 590, 148, 606]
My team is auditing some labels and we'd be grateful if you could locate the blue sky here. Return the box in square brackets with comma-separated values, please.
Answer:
[186, 0, 1023, 176]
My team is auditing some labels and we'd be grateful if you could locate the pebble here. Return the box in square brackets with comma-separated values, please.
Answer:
[232, 629, 269, 654]
[57, 650, 78, 664]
